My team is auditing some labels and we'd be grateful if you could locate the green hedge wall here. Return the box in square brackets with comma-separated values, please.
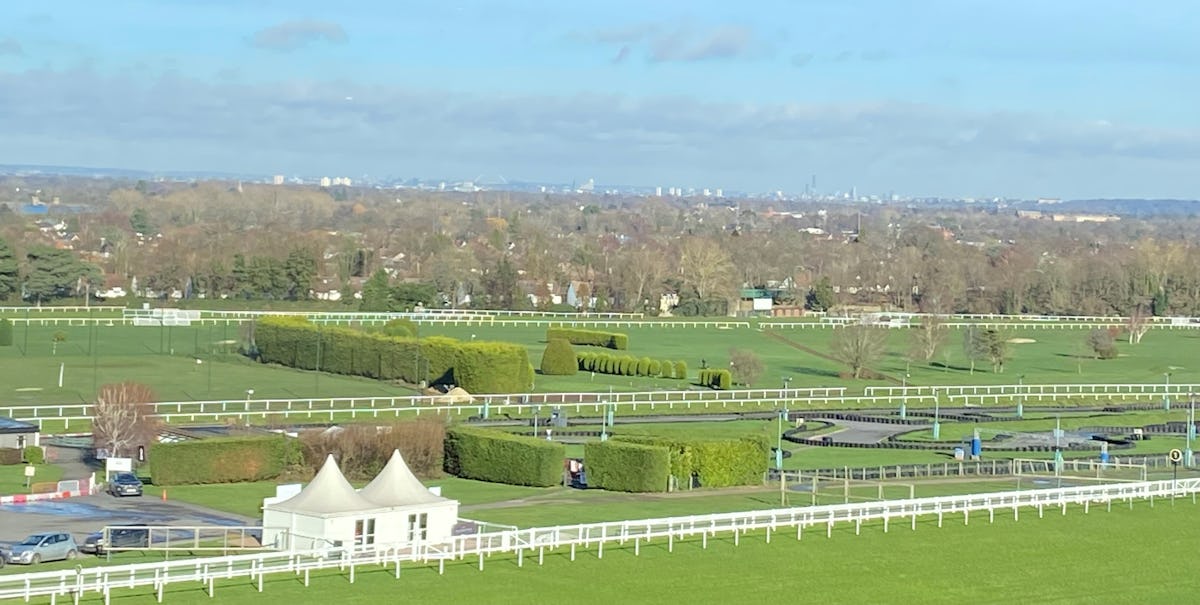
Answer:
[584, 440, 670, 493]
[697, 368, 733, 390]
[546, 328, 629, 350]
[614, 436, 767, 488]
[0, 319, 11, 346]
[577, 351, 686, 379]
[149, 437, 301, 485]
[444, 427, 564, 487]
[255, 317, 533, 393]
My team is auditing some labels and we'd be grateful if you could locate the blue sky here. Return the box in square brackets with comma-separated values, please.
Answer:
[1, 1, 1198, 198]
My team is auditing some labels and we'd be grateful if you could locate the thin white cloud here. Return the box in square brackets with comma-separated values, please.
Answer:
[0, 38, 22, 56]
[579, 23, 767, 63]
[250, 20, 347, 52]
[0, 68, 1197, 196]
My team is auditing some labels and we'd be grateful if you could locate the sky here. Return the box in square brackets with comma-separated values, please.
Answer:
[1, 1, 1199, 199]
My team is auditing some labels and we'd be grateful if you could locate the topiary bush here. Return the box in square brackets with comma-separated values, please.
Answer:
[22, 446, 44, 465]
[545, 328, 629, 350]
[380, 318, 419, 338]
[616, 435, 768, 488]
[674, 360, 688, 381]
[584, 441, 670, 492]
[540, 338, 579, 375]
[444, 427, 564, 487]
[149, 437, 301, 485]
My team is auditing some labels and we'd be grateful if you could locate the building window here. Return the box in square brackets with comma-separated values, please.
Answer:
[408, 513, 428, 542]
[355, 518, 376, 546]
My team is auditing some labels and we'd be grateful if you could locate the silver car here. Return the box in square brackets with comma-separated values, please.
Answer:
[4, 533, 79, 565]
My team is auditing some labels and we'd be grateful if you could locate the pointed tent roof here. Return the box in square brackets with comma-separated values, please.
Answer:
[268, 454, 381, 515]
[358, 449, 451, 507]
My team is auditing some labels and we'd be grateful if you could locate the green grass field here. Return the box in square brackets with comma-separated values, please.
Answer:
[0, 464, 63, 495]
[1, 322, 1196, 408]
[25, 497, 1200, 604]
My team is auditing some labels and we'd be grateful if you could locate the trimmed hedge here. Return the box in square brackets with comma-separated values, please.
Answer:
[255, 316, 533, 393]
[540, 339, 578, 376]
[444, 426, 564, 487]
[615, 436, 768, 488]
[0, 448, 20, 465]
[698, 368, 733, 390]
[577, 351, 686, 379]
[23, 446, 44, 465]
[380, 318, 419, 338]
[0, 319, 11, 346]
[674, 361, 688, 381]
[546, 328, 628, 350]
[149, 437, 301, 485]
[584, 440, 670, 493]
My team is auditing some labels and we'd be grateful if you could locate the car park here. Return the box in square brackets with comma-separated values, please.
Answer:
[2, 533, 79, 565]
[80, 526, 150, 555]
[106, 473, 144, 497]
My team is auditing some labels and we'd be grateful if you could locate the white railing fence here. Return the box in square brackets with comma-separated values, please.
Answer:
[7, 382, 1197, 430]
[1, 479, 1196, 602]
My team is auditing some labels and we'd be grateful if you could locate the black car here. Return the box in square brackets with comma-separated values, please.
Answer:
[80, 526, 150, 555]
[106, 473, 144, 497]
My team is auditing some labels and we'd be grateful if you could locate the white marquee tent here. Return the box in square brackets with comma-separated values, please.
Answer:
[262, 450, 459, 551]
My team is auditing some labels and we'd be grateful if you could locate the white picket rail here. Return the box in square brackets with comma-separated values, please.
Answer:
[1, 479, 1195, 602]
[8, 382, 1197, 429]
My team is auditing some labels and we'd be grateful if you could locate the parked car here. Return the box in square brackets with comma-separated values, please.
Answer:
[107, 472, 144, 497]
[80, 526, 150, 555]
[3, 533, 78, 565]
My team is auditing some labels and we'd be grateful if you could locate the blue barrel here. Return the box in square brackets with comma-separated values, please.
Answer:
[971, 434, 982, 457]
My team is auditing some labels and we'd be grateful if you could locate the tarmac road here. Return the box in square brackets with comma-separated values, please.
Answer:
[0, 493, 258, 547]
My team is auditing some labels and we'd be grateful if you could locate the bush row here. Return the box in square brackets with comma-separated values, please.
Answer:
[576, 351, 687, 379]
[255, 316, 533, 393]
[149, 437, 301, 485]
[614, 435, 768, 488]
[546, 328, 628, 350]
[444, 426, 564, 487]
[583, 440, 671, 493]
[0, 319, 11, 346]
[698, 368, 733, 390]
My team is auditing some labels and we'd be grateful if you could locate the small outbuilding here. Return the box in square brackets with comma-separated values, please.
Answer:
[261, 450, 459, 552]
[0, 417, 39, 450]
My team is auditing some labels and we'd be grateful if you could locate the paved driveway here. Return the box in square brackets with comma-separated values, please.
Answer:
[0, 494, 257, 546]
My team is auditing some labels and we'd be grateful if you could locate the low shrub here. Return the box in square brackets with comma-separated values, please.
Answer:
[149, 437, 302, 485]
[584, 441, 670, 493]
[540, 339, 579, 376]
[445, 426, 563, 487]
[545, 328, 629, 350]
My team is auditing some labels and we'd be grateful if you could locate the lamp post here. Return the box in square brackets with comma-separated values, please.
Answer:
[1017, 374, 1025, 419]
[776, 407, 787, 470]
[932, 388, 941, 440]
[1187, 393, 1196, 467]
[1164, 372, 1172, 411]
[1053, 415, 1064, 485]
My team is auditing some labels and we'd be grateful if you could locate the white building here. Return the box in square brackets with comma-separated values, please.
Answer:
[261, 450, 459, 552]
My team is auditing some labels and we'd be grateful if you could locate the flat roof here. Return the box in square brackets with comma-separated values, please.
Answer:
[0, 417, 38, 434]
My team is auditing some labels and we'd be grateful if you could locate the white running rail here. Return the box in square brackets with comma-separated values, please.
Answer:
[0, 479, 1195, 602]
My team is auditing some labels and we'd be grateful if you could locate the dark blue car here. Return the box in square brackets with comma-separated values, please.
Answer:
[106, 472, 143, 497]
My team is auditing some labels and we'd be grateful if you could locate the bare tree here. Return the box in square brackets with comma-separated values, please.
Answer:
[831, 325, 889, 380]
[909, 315, 947, 363]
[677, 237, 735, 302]
[1126, 304, 1151, 345]
[728, 348, 765, 387]
[92, 382, 161, 459]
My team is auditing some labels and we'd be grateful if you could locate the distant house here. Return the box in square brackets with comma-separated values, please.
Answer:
[565, 281, 592, 309]
[736, 288, 774, 316]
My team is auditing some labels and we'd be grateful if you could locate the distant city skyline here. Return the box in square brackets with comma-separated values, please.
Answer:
[1, 2, 1199, 199]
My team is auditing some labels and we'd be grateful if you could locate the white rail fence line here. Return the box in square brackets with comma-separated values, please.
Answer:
[1, 479, 1195, 603]
[8, 383, 1195, 429]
